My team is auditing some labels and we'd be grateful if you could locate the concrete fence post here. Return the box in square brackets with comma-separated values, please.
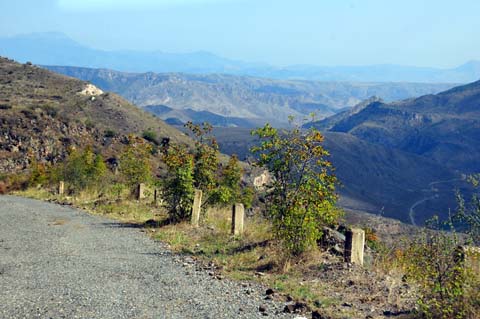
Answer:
[153, 189, 159, 206]
[58, 181, 64, 195]
[137, 183, 146, 200]
[231, 203, 245, 236]
[344, 228, 365, 266]
[191, 189, 202, 227]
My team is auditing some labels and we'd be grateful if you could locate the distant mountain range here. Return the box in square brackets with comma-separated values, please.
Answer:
[1, 32, 480, 83]
[42, 65, 456, 126]
[307, 80, 480, 174]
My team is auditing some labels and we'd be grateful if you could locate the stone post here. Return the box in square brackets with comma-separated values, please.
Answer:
[191, 189, 202, 227]
[231, 203, 245, 236]
[154, 189, 158, 206]
[344, 228, 365, 266]
[58, 181, 64, 195]
[137, 183, 146, 200]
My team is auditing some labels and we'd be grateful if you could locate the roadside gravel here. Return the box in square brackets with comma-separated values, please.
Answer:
[0, 196, 295, 319]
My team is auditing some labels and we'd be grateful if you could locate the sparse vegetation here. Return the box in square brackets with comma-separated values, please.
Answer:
[401, 217, 480, 319]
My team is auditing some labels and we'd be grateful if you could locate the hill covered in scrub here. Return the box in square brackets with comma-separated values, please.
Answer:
[0, 57, 189, 174]
[43, 65, 457, 127]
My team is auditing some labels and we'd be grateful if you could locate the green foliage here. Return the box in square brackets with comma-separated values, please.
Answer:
[185, 121, 219, 199]
[251, 122, 340, 256]
[211, 155, 244, 206]
[59, 146, 107, 192]
[142, 130, 158, 144]
[104, 129, 117, 138]
[28, 159, 49, 186]
[403, 217, 479, 319]
[119, 135, 153, 188]
[162, 143, 195, 222]
[454, 174, 480, 244]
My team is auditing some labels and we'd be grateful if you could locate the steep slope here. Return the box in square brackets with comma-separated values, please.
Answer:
[43, 65, 456, 126]
[314, 80, 480, 173]
[304, 96, 383, 131]
[212, 127, 461, 223]
[2, 32, 480, 83]
[322, 133, 460, 223]
[0, 57, 189, 173]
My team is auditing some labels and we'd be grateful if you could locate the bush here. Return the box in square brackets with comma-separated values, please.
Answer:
[403, 217, 479, 319]
[104, 129, 117, 138]
[454, 174, 480, 244]
[142, 130, 158, 144]
[28, 159, 49, 187]
[161, 143, 195, 222]
[119, 135, 153, 189]
[251, 122, 340, 256]
[0, 181, 6, 194]
[58, 146, 107, 192]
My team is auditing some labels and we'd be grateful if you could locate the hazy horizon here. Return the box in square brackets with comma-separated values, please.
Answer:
[1, 0, 479, 68]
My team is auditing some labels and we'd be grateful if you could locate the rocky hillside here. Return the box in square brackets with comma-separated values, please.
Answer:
[0, 57, 189, 174]
[310, 80, 480, 173]
[43, 65, 456, 127]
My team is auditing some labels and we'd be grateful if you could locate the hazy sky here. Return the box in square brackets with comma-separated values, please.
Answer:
[1, 0, 479, 67]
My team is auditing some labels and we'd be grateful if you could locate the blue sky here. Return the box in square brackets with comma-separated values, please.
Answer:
[1, 0, 479, 67]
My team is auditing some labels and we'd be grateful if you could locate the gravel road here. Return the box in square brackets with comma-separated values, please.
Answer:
[0, 196, 295, 319]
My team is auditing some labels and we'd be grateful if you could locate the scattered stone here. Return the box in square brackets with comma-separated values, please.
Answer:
[259, 305, 267, 313]
[311, 310, 324, 319]
[266, 288, 275, 295]
[283, 304, 295, 313]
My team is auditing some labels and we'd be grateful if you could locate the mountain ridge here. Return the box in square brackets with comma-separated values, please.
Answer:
[42, 64, 457, 126]
[1, 32, 480, 83]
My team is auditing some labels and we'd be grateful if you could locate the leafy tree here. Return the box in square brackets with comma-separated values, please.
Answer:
[60, 146, 107, 192]
[119, 135, 152, 189]
[251, 122, 340, 256]
[185, 121, 219, 201]
[161, 143, 195, 221]
[212, 155, 252, 208]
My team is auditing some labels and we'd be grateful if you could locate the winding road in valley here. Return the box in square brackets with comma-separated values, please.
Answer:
[408, 178, 464, 226]
[0, 196, 292, 319]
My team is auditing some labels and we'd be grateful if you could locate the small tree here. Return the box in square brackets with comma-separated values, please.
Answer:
[162, 143, 195, 222]
[251, 122, 340, 256]
[119, 135, 152, 189]
[60, 146, 107, 192]
[211, 154, 244, 206]
[185, 121, 219, 203]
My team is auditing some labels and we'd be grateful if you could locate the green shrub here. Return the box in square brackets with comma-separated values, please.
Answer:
[403, 217, 479, 319]
[161, 143, 195, 222]
[251, 122, 340, 256]
[119, 135, 153, 189]
[142, 130, 158, 144]
[104, 129, 117, 138]
[58, 146, 107, 192]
